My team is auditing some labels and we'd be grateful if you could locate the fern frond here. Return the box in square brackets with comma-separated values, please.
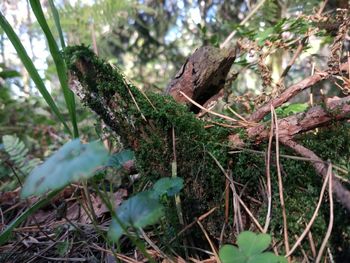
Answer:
[2, 135, 41, 177]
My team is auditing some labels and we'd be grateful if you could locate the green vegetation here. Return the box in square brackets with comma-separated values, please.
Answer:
[1, 0, 350, 262]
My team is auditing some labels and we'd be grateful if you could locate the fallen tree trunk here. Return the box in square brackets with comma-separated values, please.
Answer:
[63, 45, 350, 243]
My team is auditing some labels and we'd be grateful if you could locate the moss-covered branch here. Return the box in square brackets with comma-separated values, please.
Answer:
[63, 45, 231, 240]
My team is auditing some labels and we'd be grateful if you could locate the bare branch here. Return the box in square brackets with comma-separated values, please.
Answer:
[248, 62, 349, 123]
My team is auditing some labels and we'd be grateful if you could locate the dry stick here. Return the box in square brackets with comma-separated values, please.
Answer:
[139, 228, 174, 263]
[220, 0, 267, 49]
[327, 247, 335, 263]
[316, 163, 334, 263]
[196, 220, 221, 263]
[207, 152, 243, 232]
[179, 91, 255, 127]
[236, 195, 264, 232]
[263, 105, 274, 233]
[227, 106, 248, 122]
[307, 230, 317, 258]
[272, 108, 291, 260]
[250, 61, 350, 123]
[286, 168, 330, 257]
[89, 243, 140, 263]
[294, 235, 310, 263]
[224, 178, 230, 224]
[169, 207, 218, 244]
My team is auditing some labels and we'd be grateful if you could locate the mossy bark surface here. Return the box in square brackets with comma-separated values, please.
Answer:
[63, 46, 350, 258]
[63, 45, 231, 240]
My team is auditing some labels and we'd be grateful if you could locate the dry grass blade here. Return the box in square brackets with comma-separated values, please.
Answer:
[197, 220, 221, 263]
[263, 105, 274, 233]
[272, 107, 290, 260]
[286, 170, 330, 257]
[179, 91, 255, 127]
[139, 228, 174, 263]
[316, 163, 334, 263]
[169, 207, 218, 244]
[236, 195, 264, 232]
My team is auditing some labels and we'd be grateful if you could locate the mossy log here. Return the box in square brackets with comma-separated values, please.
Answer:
[64, 45, 233, 240]
[63, 45, 350, 253]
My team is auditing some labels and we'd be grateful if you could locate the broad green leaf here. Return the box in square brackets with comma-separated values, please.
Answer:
[248, 252, 287, 263]
[21, 139, 108, 198]
[107, 150, 135, 169]
[151, 177, 184, 198]
[0, 11, 71, 135]
[219, 244, 247, 263]
[30, 0, 79, 138]
[237, 231, 271, 255]
[109, 191, 164, 241]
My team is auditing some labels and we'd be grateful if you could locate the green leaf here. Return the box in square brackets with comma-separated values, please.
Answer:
[248, 252, 287, 263]
[281, 103, 308, 115]
[256, 27, 274, 46]
[219, 244, 247, 263]
[48, 0, 66, 49]
[56, 240, 70, 257]
[151, 177, 184, 198]
[0, 69, 21, 79]
[109, 191, 164, 241]
[237, 231, 271, 255]
[107, 150, 135, 169]
[29, 0, 79, 138]
[21, 139, 108, 198]
[0, 11, 72, 135]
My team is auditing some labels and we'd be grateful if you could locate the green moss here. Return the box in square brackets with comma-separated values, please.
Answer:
[63, 45, 350, 257]
[63, 45, 230, 243]
[231, 124, 350, 256]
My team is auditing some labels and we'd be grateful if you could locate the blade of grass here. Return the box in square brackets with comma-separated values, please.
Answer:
[29, 0, 79, 138]
[48, 0, 66, 49]
[0, 189, 61, 245]
[0, 11, 72, 135]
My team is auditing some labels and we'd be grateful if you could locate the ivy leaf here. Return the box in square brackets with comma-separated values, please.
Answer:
[151, 177, 184, 198]
[237, 231, 271, 255]
[108, 191, 164, 241]
[219, 244, 247, 263]
[21, 139, 109, 198]
[107, 149, 134, 169]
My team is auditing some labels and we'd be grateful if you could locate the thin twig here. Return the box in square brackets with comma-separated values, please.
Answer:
[169, 207, 218, 244]
[197, 220, 221, 263]
[220, 0, 267, 49]
[307, 229, 317, 258]
[179, 91, 255, 127]
[263, 105, 274, 233]
[139, 228, 174, 263]
[272, 108, 290, 260]
[316, 163, 334, 263]
[236, 195, 264, 232]
[286, 169, 330, 257]
[279, 0, 328, 80]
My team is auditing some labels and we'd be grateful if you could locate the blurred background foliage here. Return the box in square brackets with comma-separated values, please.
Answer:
[0, 0, 349, 191]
